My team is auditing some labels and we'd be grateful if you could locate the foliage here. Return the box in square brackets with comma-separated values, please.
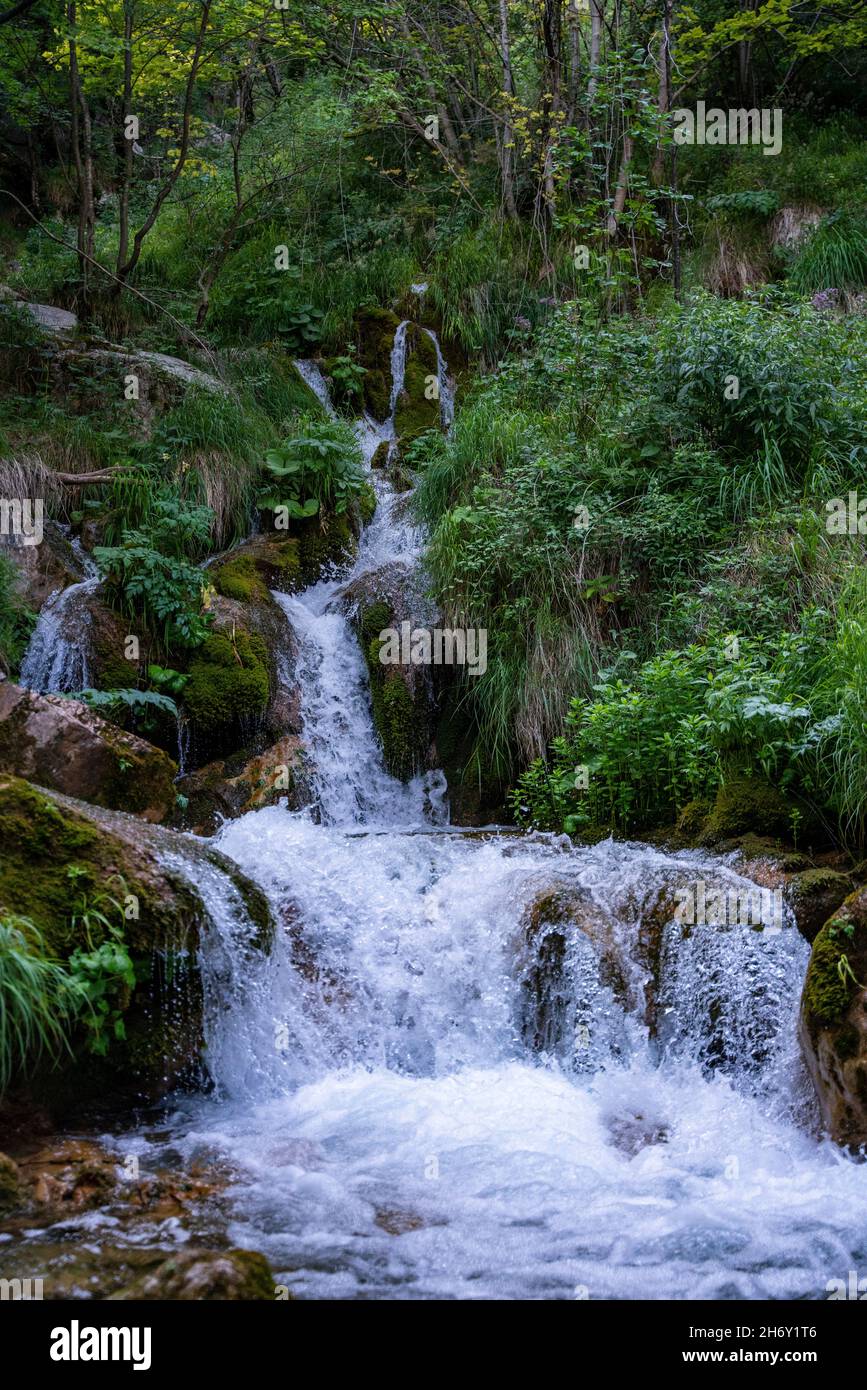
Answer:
[0, 916, 76, 1093]
[258, 415, 365, 519]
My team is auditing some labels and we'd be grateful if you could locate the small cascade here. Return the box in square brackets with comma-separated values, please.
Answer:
[421, 326, 455, 429]
[20, 569, 101, 694]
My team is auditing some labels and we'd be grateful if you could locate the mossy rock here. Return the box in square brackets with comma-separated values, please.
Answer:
[354, 307, 400, 420]
[787, 869, 854, 943]
[355, 599, 428, 781]
[799, 885, 867, 1146]
[393, 326, 440, 447]
[700, 775, 798, 845]
[0, 1152, 22, 1213]
[0, 682, 177, 822]
[674, 798, 713, 841]
[0, 776, 274, 1110]
[211, 535, 302, 599]
[112, 1247, 277, 1301]
[359, 479, 377, 526]
[184, 631, 270, 736]
[296, 512, 357, 582]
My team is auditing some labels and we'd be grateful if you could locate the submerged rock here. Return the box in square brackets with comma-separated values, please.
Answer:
[799, 885, 867, 1147]
[0, 682, 177, 821]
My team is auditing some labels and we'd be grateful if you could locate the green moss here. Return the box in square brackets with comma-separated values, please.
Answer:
[213, 554, 269, 604]
[394, 331, 440, 446]
[355, 308, 400, 420]
[184, 631, 270, 733]
[701, 774, 794, 843]
[803, 921, 858, 1025]
[675, 798, 712, 840]
[297, 513, 356, 581]
[358, 479, 377, 526]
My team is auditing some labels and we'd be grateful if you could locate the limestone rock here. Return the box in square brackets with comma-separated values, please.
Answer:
[0, 682, 177, 821]
[799, 885, 867, 1146]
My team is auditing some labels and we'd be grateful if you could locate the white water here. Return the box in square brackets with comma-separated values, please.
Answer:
[115, 328, 867, 1300]
[20, 538, 100, 692]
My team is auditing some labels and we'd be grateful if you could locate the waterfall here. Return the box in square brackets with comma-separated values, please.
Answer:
[20, 565, 101, 695]
[53, 319, 856, 1303]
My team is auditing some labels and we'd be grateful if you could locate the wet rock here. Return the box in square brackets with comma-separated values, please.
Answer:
[174, 735, 309, 835]
[518, 884, 630, 1057]
[799, 885, 867, 1147]
[112, 1247, 276, 1300]
[342, 564, 438, 782]
[0, 521, 86, 614]
[787, 869, 854, 944]
[605, 1110, 669, 1158]
[0, 682, 177, 821]
[0, 1151, 22, 1212]
[0, 776, 274, 1107]
[354, 307, 401, 420]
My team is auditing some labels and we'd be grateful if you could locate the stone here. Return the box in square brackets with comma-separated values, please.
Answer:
[174, 735, 309, 835]
[112, 1248, 277, 1301]
[0, 682, 177, 821]
[799, 885, 867, 1146]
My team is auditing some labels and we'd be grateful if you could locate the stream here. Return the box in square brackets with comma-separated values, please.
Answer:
[11, 331, 867, 1301]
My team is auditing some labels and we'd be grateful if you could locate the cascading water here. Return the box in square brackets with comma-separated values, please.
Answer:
[20, 539, 101, 693]
[106, 332, 867, 1300]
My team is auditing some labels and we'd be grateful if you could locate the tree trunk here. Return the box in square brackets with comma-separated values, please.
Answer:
[498, 0, 519, 218]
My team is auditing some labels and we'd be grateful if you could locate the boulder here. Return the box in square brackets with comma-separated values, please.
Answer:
[341, 562, 438, 781]
[174, 735, 309, 835]
[0, 682, 177, 821]
[799, 885, 867, 1147]
[0, 521, 87, 614]
[786, 868, 854, 944]
[0, 776, 274, 1107]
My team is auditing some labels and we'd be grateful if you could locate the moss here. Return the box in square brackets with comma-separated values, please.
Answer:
[184, 631, 269, 733]
[0, 1152, 21, 1212]
[354, 308, 400, 420]
[675, 798, 712, 840]
[0, 778, 195, 959]
[213, 554, 269, 604]
[358, 479, 377, 526]
[394, 328, 440, 446]
[356, 600, 424, 781]
[297, 513, 356, 581]
[803, 921, 858, 1025]
[701, 774, 794, 844]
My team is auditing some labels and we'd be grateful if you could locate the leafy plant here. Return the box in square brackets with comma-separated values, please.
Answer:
[258, 415, 365, 519]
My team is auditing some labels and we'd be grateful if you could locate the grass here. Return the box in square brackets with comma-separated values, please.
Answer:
[0, 916, 76, 1093]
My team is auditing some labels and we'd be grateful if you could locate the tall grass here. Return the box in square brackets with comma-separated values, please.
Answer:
[0, 917, 76, 1093]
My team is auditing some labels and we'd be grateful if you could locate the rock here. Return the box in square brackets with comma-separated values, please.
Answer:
[341, 564, 438, 781]
[354, 307, 401, 420]
[0, 1151, 22, 1212]
[0, 776, 274, 1107]
[393, 324, 441, 448]
[700, 774, 804, 846]
[0, 521, 87, 614]
[770, 204, 824, 252]
[517, 885, 630, 1056]
[22, 301, 77, 335]
[112, 1248, 277, 1300]
[787, 868, 854, 944]
[799, 885, 867, 1146]
[0, 682, 177, 821]
[174, 735, 309, 835]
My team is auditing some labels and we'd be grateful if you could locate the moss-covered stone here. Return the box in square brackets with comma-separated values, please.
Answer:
[113, 1247, 277, 1301]
[0, 682, 177, 822]
[700, 774, 796, 845]
[354, 307, 400, 420]
[0, 776, 274, 1110]
[0, 1151, 22, 1213]
[212, 553, 270, 604]
[184, 631, 270, 735]
[394, 326, 440, 446]
[358, 479, 377, 526]
[787, 868, 854, 944]
[296, 512, 357, 581]
[799, 886, 867, 1146]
